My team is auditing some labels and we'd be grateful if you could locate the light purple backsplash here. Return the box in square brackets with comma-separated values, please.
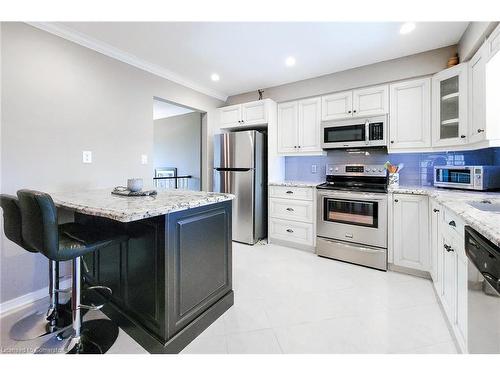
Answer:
[285, 147, 500, 186]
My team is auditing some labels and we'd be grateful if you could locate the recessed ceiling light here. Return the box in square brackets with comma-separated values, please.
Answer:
[400, 22, 416, 35]
[211, 73, 220, 81]
[285, 56, 296, 67]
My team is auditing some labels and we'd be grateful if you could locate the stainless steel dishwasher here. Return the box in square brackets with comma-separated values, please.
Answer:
[465, 226, 500, 354]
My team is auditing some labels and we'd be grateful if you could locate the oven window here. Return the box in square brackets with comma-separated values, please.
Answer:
[324, 124, 365, 143]
[324, 198, 378, 228]
[436, 169, 471, 184]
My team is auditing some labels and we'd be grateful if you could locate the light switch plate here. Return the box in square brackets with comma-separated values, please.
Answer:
[141, 154, 148, 165]
[82, 151, 92, 164]
[311, 164, 317, 173]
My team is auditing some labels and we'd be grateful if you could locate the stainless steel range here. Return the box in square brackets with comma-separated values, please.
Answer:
[316, 164, 388, 271]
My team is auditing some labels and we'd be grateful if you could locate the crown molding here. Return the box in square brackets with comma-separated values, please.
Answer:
[26, 22, 228, 102]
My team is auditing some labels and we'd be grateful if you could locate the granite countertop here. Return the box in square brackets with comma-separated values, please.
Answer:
[269, 181, 320, 188]
[390, 186, 500, 247]
[51, 188, 234, 222]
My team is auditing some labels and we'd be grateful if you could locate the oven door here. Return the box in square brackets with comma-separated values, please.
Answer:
[317, 190, 387, 248]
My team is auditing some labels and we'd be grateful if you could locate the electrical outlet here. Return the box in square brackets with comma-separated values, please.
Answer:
[141, 154, 148, 165]
[82, 151, 92, 164]
[311, 164, 317, 174]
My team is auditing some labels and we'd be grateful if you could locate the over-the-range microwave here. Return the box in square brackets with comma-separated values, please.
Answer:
[434, 165, 500, 191]
[321, 115, 387, 149]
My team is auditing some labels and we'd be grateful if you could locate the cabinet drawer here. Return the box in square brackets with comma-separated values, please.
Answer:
[443, 209, 465, 238]
[269, 218, 314, 246]
[269, 198, 313, 223]
[269, 185, 314, 201]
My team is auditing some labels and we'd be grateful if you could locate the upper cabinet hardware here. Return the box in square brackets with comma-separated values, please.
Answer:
[449, 220, 456, 227]
[433, 208, 440, 213]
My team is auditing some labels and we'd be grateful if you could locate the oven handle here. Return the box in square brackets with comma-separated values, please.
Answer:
[318, 191, 387, 201]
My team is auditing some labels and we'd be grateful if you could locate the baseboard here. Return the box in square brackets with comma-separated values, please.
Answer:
[0, 278, 71, 318]
[388, 263, 431, 279]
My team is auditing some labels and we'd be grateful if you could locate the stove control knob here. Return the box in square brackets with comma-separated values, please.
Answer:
[366, 168, 371, 172]
[378, 169, 383, 172]
[334, 168, 339, 172]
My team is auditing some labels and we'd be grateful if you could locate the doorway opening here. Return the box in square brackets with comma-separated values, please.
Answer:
[153, 97, 204, 191]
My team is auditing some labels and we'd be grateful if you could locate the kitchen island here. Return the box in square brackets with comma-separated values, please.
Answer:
[51, 188, 234, 353]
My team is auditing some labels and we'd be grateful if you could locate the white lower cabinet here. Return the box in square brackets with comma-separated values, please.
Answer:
[393, 195, 468, 352]
[430, 200, 468, 353]
[392, 194, 430, 271]
[268, 185, 315, 249]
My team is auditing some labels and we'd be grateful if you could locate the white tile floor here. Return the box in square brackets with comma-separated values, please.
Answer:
[0, 242, 458, 354]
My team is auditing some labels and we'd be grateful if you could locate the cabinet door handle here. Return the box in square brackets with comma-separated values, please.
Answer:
[477, 129, 485, 133]
[449, 220, 456, 227]
[460, 135, 466, 139]
[394, 199, 399, 202]
[390, 140, 394, 144]
[286, 207, 295, 212]
[353, 110, 357, 113]
[286, 229, 294, 233]
[286, 190, 294, 194]
[347, 110, 352, 114]
[298, 145, 301, 148]
[433, 208, 440, 213]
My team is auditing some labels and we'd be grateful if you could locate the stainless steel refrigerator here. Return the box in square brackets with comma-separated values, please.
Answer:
[213, 130, 267, 245]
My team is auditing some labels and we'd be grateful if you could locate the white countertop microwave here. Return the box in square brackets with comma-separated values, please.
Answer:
[434, 165, 500, 191]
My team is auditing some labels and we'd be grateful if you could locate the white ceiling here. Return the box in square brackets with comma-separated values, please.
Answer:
[51, 22, 469, 100]
[153, 99, 194, 120]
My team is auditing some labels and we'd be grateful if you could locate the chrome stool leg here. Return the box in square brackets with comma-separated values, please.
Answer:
[35, 257, 119, 354]
[9, 260, 71, 341]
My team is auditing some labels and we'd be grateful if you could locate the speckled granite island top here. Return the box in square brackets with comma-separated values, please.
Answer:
[51, 188, 234, 222]
[390, 186, 500, 247]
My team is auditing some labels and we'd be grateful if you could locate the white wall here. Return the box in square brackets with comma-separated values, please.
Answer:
[0, 22, 224, 305]
[458, 22, 499, 62]
[226, 46, 457, 105]
[153, 112, 201, 190]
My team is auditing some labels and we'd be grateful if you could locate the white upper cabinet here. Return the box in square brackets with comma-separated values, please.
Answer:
[389, 77, 431, 149]
[321, 91, 352, 120]
[352, 84, 389, 117]
[392, 194, 430, 272]
[277, 101, 299, 153]
[297, 97, 322, 153]
[321, 84, 388, 121]
[468, 44, 488, 144]
[241, 100, 268, 126]
[219, 104, 242, 128]
[432, 63, 468, 147]
[218, 100, 269, 129]
[278, 98, 323, 155]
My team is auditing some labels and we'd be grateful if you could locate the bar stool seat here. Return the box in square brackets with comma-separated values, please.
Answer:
[16, 189, 128, 354]
[0, 194, 72, 341]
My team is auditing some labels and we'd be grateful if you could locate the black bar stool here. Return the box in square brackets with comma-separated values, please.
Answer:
[0, 194, 71, 340]
[16, 189, 127, 354]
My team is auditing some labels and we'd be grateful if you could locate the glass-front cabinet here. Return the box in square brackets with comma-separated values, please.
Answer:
[432, 63, 468, 147]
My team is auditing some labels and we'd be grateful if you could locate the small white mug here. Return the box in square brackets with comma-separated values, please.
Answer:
[127, 178, 143, 192]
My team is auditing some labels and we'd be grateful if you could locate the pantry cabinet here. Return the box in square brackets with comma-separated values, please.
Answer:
[432, 63, 468, 147]
[321, 84, 388, 121]
[277, 97, 323, 155]
[389, 77, 432, 149]
[392, 194, 430, 272]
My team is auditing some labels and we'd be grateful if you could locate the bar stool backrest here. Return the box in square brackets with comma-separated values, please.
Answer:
[0, 194, 37, 252]
[17, 190, 59, 260]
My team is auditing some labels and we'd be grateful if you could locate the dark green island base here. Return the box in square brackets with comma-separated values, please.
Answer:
[77, 200, 233, 353]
